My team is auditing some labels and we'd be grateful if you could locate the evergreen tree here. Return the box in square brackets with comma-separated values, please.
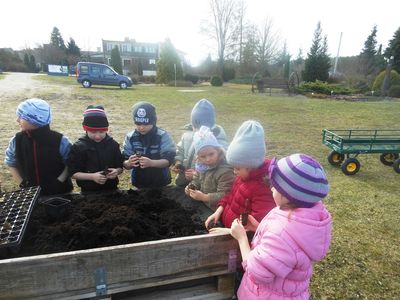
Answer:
[23, 53, 30, 69]
[359, 25, 379, 77]
[384, 27, 400, 73]
[50, 27, 65, 49]
[302, 22, 331, 82]
[156, 39, 183, 84]
[66, 38, 81, 56]
[29, 54, 37, 72]
[110, 46, 123, 74]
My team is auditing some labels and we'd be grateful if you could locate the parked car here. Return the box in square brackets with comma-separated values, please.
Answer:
[76, 62, 133, 89]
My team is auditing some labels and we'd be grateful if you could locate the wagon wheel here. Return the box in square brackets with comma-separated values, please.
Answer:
[288, 72, 299, 94]
[380, 153, 399, 166]
[393, 158, 400, 174]
[341, 158, 360, 175]
[328, 151, 344, 166]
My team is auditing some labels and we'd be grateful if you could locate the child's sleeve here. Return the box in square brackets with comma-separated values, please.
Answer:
[250, 186, 276, 223]
[113, 142, 124, 168]
[67, 143, 85, 176]
[160, 132, 176, 165]
[208, 169, 235, 209]
[122, 132, 134, 159]
[4, 137, 17, 167]
[59, 136, 72, 164]
[245, 230, 296, 285]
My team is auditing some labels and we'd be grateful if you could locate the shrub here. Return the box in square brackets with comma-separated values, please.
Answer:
[388, 85, 400, 98]
[184, 74, 199, 84]
[167, 80, 193, 87]
[136, 75, 156, 84]
[210, 75, 223, 87]
[372, 70, 400, 92]
[229, 75, 254, 84]
[297, 80, 353, 95]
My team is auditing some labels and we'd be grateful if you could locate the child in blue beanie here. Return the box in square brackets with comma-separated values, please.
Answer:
[172, 99, 228, 187]
[185, 126, 234, 211]
[4, 98, 73, 195]
[67, 105, 124, 193]
[122, 101, 176, 189]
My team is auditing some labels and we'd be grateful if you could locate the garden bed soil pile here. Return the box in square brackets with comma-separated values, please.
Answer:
[7, 187, 210, 258]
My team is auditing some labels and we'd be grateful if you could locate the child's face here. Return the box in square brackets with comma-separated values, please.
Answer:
[197, 146, 220, 166]
[17, 117, 37, 131]
[87, 131, 107, 142]
[135, 123, 153, 135]
[271, 186, 289, 206]
[233, 167, 251, 180]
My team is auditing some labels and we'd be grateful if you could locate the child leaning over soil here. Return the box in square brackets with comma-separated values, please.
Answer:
[185, 126, 234, 211]
[172, 99, 228, 187]
[67, 105, 124, 193]
[4, 98, 73, 195]
[205, 120, 275, 229]
[122, 101, 176, 189]
[225, 154, 332, 299]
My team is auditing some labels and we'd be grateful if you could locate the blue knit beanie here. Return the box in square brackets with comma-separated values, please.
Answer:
[269, 154, 329, 208]
[193, 126, 221, 154]
[16, 98, 51, 127]
[227, 120, 266, 168]
[191, 99, 215, 129]
[132, 101, 157, 125]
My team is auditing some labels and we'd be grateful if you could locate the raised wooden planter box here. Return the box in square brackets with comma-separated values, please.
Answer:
[0, 232, 240, 299]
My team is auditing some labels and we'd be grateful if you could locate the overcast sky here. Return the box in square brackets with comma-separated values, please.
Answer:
[1, 0, 399, 66]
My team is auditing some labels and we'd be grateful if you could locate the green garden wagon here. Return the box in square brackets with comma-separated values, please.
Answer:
[322, 129, 400, 175]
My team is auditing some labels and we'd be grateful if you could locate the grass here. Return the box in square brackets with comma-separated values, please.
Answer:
[0, 74, 5, 80]
[1, 75, 400, 299]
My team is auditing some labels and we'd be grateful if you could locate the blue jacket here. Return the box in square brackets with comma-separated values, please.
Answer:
[122, 126, 176, 188]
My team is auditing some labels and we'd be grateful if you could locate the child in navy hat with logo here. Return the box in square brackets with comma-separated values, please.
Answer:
[185, 126, 234, 211]
[172, 99, 228, 187]
[4, 98, 73, 195]
[206, 120, 275, 230]
[123, 101, 176, 189]
[228, 153, 332, 299]
[67, 105, 124, 193]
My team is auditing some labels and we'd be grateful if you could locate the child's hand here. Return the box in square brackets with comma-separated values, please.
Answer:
[209, 227, 230, 235]
[105, 168, 119, 179]
[184, 169, 194, 181]
[245, 215, 260, 232]
[92, 171, 107, 184]
[171, 161, 184, 174]
[189, 190, 206, 202]
[205, 211, 221, 230]
[138, 156, 153, 168]
[230, 219, 247, 241]
[127, 155, 140, 168]
[184, 185, 191, 196]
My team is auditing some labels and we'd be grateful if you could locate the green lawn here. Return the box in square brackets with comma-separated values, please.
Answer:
[0, 74, 5, 80]
[1, 75, 399, 299]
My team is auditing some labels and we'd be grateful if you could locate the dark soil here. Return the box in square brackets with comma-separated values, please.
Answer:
[6, 187, 212, 258]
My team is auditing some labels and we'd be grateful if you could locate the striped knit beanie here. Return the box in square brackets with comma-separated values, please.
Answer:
[269, 154, 329, 208]
[82, 105, 109, 131]
[16, 98, 51, 127]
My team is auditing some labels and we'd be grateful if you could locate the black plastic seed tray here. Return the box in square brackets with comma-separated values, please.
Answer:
[0, 186, 40, 251]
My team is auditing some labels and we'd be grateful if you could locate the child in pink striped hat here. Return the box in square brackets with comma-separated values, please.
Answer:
[230, 153, 332, 300]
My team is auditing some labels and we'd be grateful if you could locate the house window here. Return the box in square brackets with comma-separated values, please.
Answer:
[122, 44, 127, 52]
[149, 59, 156, 65]
[135, 46, 142, 52]
[124, 59, 131, 66]
[107, 43, 113, 51]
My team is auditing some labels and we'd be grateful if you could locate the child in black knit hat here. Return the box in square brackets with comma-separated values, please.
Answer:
[67, 105, 124, 193]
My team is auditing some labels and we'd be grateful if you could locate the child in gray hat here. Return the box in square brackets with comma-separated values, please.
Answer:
[172, 99, 228, 187]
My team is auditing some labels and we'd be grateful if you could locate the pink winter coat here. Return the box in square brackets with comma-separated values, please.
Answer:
[238, 202, 332, 300]
[218, 159, 276, 228]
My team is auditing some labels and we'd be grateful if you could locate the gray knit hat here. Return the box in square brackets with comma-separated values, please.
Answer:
[191, 99, 215, 129]
[227, 120, 266, 168]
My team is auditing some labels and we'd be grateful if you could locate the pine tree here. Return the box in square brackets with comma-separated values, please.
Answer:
[384, 27, 400, 73]
[23, 53, 30, 70]
[302, 22, 331, 82]
[359, 25, 379, 77]
[66, 38, 81, 56]
[50, 27, 65, 49]
[156, 39, 183, 84]
[110, 46, 123, 74]
[29, 54, 36, 72]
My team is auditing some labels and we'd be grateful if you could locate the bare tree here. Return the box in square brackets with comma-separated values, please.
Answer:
[202, 0, 242, 76]
[255, 17, 281, 72]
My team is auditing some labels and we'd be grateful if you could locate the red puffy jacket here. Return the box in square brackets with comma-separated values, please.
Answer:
[219, 159, 276, 228]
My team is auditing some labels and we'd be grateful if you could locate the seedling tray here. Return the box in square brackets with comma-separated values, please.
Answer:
[0, 186, 40, 251]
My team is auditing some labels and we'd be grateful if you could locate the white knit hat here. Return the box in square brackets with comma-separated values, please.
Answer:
[193, 126, 220, 154]
[227, 120, 266, 168]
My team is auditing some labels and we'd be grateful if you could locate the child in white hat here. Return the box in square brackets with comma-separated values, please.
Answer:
[185, 126, 234, 211]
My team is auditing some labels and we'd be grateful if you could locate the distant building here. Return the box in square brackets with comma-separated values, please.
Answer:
[102, 38, 159, 76]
